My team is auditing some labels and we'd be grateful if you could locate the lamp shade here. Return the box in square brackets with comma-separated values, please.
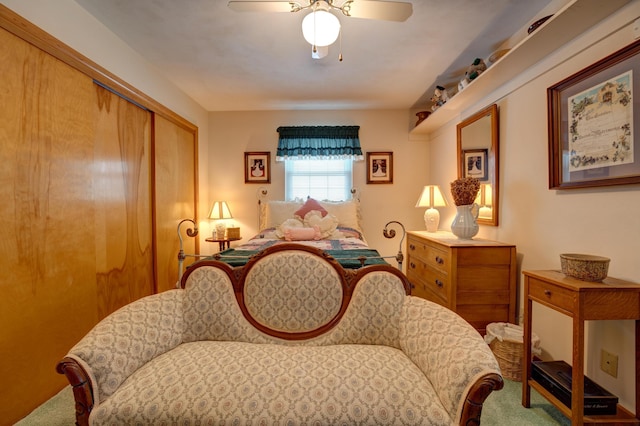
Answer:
[415, 185, 447, 232]
[415, 185, 447, 208]
[208, 201, 233, 220]
[302, 10, 340, 47]
[474, 184, 493, 207]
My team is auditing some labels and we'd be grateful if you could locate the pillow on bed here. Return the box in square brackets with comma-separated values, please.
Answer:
[274, 218, 304, 238]
[294, 198, 328, 219]
[261, 200, 303, 230]
[319, 199, 362, 231]
[303, 210, 338, 239]
[284, 226, 321, 241]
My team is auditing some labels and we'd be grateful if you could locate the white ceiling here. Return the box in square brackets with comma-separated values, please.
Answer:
[73, 0, 555, 112]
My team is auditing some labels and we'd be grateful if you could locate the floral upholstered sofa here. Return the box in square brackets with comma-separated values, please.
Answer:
[57, 244, 503, 425]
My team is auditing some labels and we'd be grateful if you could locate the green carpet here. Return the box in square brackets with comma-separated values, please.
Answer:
[15, 379, 570, 425]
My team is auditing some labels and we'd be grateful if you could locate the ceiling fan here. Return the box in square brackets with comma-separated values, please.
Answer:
[227, 1, 413, 22]
[228, 1, 412, 59]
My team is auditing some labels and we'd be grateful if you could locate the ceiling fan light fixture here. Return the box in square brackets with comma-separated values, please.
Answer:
[301, 9, 340, 47]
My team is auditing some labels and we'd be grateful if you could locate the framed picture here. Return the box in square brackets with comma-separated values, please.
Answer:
[244, 152, 271, 183]
[548, 39, 640, 189]
[366, 151, 393, 184]
[462, 148, 488, 181]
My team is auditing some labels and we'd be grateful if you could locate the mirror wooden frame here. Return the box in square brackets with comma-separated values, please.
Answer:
[456, 104, 499, 226]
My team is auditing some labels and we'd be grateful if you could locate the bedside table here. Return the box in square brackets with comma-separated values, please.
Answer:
[406, 230, 517, 334]
[205, 236, 241, 251]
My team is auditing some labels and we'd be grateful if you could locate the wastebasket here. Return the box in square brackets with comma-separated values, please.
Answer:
[485, 322, 541, 381]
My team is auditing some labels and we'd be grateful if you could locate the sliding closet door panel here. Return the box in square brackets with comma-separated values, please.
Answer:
[0, 28, 98, 423]
[154, 115, 198, 293]
[94, 85, 154, 318]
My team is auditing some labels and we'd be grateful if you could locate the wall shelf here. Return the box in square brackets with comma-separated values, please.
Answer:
[410, 0, 630, 138]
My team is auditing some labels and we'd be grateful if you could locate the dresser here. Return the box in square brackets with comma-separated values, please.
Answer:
[406, 231, 517, 334]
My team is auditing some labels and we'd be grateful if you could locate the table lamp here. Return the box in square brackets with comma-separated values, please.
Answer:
[208, 201, 233, 238]
[415, 185, 447, 232]
[474, 184, 493, 219]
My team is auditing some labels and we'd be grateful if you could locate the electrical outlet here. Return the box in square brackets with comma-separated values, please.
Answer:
[600, 349, 618, 378]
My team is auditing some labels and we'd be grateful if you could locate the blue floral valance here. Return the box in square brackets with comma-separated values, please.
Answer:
[276, 126, 363, 161]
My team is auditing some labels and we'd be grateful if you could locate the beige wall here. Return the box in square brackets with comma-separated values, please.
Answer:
[429, 2, 640, 410]
[205, 110, 429, 264]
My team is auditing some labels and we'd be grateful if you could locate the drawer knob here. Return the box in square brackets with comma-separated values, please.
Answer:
[435, 256, 444, 264]
[435, 279, 444, 288]
[544, 290, 551, 296]
[409, 244, 415, 251]
[410, 262, 416, 269]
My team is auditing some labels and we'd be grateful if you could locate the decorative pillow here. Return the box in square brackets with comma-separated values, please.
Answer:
[303, 211, 338, 239]
[275, 218, 304, 238]
[284, 226, 322, 241]
[261, 200, 303, 230]
[294, 198, 328, 219]
[319, 199, 362, 231]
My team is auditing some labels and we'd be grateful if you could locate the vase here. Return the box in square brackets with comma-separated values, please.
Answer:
[451, 203, 479, 239]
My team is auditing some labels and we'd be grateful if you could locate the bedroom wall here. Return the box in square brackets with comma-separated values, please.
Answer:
[206, 110, 429, 266]
[429, 2, 640, 411]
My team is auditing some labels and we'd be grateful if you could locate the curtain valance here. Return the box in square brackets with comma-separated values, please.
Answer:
[276, 126, 363, 161]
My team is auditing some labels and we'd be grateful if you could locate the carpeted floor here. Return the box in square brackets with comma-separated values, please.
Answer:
[15, 379, 570, 425]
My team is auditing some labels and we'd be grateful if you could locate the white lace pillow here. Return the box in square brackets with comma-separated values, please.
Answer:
[303, 211, 338, 239]
[261, 200, 303, 230]
[319, 200, 362, 231]
[275, 218, 304, 239]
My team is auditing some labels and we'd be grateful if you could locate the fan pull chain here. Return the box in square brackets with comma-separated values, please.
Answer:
[338, 28, 343, 62]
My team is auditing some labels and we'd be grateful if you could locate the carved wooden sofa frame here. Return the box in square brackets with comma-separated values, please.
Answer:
[57, 243, 503, 425]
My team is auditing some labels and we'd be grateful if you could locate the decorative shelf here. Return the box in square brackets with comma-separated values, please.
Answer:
[410, 0, 630, 138]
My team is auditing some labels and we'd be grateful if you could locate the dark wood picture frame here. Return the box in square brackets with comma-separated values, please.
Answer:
[244, 152, 271, 184]
[462, 148, 489, 181]
[366, 151, 393, 184]
[548, 39, 640, 190]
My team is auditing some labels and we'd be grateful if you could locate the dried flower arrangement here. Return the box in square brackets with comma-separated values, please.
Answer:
[450, 177, 480, 206]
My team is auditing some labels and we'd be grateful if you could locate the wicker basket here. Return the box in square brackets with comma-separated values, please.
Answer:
[226, 227, 240, 239]
[486, 323, 540, 382]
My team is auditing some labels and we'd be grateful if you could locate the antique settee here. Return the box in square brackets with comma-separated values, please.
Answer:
[57, 244, 503, 425]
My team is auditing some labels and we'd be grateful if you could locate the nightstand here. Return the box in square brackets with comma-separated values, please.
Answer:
[205, 236, 241, 251]
[406, 230, 517, 335]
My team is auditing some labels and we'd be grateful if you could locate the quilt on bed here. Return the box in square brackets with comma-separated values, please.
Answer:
[208, 227, 387, 268]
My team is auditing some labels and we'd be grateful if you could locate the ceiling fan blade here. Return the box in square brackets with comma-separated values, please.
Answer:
[344, 1, 412, 22]
[227, 1, 300, 13]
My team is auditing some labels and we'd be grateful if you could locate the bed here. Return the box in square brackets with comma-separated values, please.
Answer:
[177, 192, 405, 278]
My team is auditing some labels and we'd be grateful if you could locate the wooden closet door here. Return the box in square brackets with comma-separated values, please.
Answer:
[94, 85, 154, 318]
[154, 115, 198, 293]
[0, 28, 98, 422]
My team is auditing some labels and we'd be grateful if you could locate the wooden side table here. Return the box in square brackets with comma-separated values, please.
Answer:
[205, 236, 241, 251]
[522, 270, 640, 425]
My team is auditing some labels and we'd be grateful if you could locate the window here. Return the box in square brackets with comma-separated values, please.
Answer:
[285, 159, 352, 201]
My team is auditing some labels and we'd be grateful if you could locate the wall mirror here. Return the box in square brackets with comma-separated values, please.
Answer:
[456, 103, 499, 226]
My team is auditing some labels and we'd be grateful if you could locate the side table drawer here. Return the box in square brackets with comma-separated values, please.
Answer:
[528, 278, 575, 313]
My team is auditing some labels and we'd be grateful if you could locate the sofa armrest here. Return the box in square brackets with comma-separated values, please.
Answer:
[61, 290, 185, 407]
[398, 296, 503, 425]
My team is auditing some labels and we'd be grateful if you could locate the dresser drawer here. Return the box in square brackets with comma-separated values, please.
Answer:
[528, 277, 575, 313]
[407, 236, 450, 272]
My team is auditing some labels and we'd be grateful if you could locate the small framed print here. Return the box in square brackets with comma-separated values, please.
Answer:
[463, 149, 488, 181]
[244, 152, 271, 184]
[366, 151, 393, 184]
